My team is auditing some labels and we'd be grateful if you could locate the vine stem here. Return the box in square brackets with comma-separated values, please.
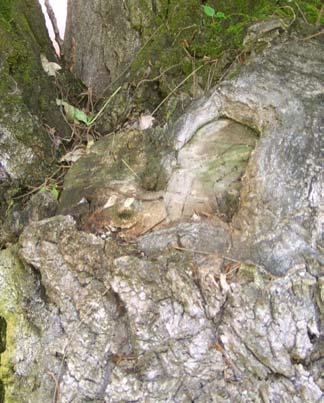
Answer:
[151, 64, 204, 116]
[88, 86, 121, 126]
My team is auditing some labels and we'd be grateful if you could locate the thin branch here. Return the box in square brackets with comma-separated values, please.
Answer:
[294, 1, 309, 24]
[139, 217, 166, 236]
[121, 159, 140, 180]
[46, 371, 60, 403]
[303, 30, 324, 41]
[151, 63, 204, 116]
[275, 6, 296, 28]
[172, 245, 263, 269]
[135, 64, 180, 89]
[88, 86, 121, 125]
[316, 5, 324, 27]
[45, 0, 63, 56]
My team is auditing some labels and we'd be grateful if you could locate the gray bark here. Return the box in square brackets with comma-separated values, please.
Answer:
[0, 0, 69, 240]
[1, 37, 322, 402]
[64, 0, 140, 96]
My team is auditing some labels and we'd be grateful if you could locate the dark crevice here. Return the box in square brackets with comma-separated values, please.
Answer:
[0, 317, 6, 354]
[0, 316, 7, 403]
[0, 380, 4, 403]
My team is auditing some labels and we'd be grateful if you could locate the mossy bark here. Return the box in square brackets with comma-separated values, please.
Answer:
[64, 0, 324, 129]
[66, 0, 324, 90]
[0, 0, 71, 234]
[0, 0, 70, 131]
[0, 247, 41, 403]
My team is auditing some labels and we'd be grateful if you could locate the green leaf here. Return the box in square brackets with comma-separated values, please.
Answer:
[64, 102, 76, 123]
[50, 185, 59, 200]
[56, 99, 91, 125]
[74, 108, 91, 125]
[216, 11, 225, 19]
[203, 5, 215, 18]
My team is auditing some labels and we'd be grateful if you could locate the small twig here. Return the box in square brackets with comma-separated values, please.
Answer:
[294, 1, 309, 24]
[181, 43, 193, 60]
[88, 86, 122, 126]
[218, 51, 243, 83]
[205, 59, 219, 92]
[121, 159, 140, 180]
[8, 76, 18, 95]
[224, 263, 241, 278]
[151, 63, 205, 116]
[172, 245, 262, 268]
[55, 97, 78, 142]
[135, 64, 180, 89]
[171, 24, 198, 46]
[111, 354, 138, 363]
[104, 185, 163, 202]
[13, 167, 63, 200]
[44, 0, 63, 56]
[46, 371, 60, 403]
[275, 6, 296, 28]
[316, 5, 324, 27]
[139, 217, 166, 236]
[303, 30, 324, 41]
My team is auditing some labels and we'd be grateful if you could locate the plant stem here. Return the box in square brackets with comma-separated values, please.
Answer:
[151, 64, 204, 116]
[88, 86, 121, 126]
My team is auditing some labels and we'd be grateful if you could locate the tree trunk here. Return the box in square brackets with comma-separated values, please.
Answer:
[0, 0, 69, 234]
[64, 0, 141, 96]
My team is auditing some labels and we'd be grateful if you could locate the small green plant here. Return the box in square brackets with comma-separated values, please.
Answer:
[56, 86, 121, 127]
[202, 4, 225, 20]
[56, 99, 92, 125]
[40, 183, 59, 200]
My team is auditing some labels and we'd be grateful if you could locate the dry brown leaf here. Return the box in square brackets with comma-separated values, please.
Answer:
[41, 54, 61, 76]
[219, 273, 230, 293]
[103, 195, 118, 209]
[138, 114, 155, 131]
[59, 148, 85, 163]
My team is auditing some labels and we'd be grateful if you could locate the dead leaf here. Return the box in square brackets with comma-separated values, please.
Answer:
[138, 114, 155, 131]
[219, 273, 230, 293]
[124, 198, 135, 208]
[103, 195, 118, 209]
[59, 148, 85, 163]
[41, 54, 61, 76]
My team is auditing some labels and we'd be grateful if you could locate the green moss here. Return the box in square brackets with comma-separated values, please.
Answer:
[0, 314, 15, 387]
[0, 248, 40, 402]
[0, 250, 23, 399]
[0, 0, 13, 25]
[126, 0, 324, 119]
[300, 1, 324, 24]
[140, 157, 168, 191]
[200, 144, 254, 182]
[138, 126, 173, 191]
[0, 0, 72, 203]
[117, 209, 134, 220]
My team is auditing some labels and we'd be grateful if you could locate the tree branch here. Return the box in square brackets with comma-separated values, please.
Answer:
[44, 0, 63, 56]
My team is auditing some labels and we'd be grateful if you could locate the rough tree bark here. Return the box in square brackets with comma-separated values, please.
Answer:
[0, 0, 69, 235]
[64, 0, 141, 96]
